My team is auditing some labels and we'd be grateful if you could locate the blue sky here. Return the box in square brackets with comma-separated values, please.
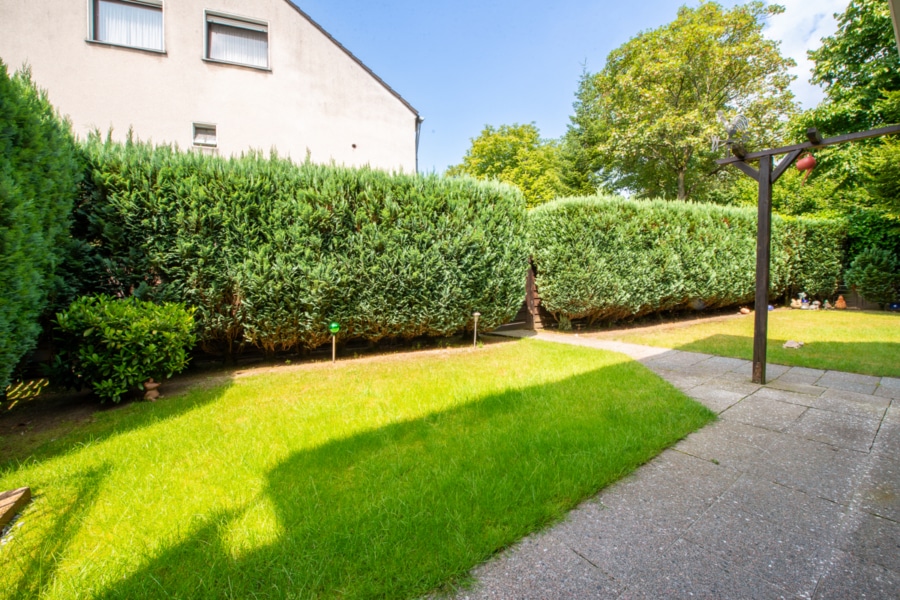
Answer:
[293, 1, 849, 174]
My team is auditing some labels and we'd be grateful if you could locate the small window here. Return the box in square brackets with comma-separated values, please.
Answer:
[205, 13, 268, 69]
[193, 123, 217, 147]
[92, 0, 164, 52]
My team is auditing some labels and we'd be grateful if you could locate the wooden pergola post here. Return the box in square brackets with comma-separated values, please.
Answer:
[753, 156, 773, 384]
[717, 124, 900, 384]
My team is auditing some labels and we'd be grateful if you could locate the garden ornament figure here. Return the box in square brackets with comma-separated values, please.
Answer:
[711, 111, 749, 158]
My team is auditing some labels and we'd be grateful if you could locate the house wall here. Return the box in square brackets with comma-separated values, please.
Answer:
[0, 0, 419, 172]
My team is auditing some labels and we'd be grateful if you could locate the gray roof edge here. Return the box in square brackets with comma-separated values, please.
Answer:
[283, 1, 420, 119]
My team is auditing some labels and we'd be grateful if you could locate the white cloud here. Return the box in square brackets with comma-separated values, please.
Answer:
[763, 0, 850, 108]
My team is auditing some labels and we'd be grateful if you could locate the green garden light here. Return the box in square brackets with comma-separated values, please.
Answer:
[329, 321, 340, 363]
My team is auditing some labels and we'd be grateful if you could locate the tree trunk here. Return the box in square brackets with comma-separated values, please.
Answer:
[677, 170, 687, 200]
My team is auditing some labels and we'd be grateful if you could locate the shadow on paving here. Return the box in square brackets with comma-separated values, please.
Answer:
[90, 363, 713, 600]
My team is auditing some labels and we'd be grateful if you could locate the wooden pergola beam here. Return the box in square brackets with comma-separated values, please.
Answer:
[716, 124, 900, 166]
[718, 124, 900, 384]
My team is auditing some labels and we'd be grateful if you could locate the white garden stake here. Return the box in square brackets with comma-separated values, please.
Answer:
[473, 312, 481, 348]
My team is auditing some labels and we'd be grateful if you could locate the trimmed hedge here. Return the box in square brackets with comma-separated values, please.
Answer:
[529, 196, 846, 323]
[0, 63, 81, 389]
[75, 139, 528, 356]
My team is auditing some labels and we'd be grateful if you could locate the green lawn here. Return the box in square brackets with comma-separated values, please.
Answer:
[611, 310, 900, 377]
[0, 340, 712, 600]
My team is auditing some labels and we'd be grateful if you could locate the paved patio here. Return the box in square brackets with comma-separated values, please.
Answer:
[454, 331, 900, 599]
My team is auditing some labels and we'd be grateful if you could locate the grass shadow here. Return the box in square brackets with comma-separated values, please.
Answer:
[4, 463, 112, 598]
[672, 334, 900, 377]
[93, 361, 713, 599]
[0, 376, 235, 471]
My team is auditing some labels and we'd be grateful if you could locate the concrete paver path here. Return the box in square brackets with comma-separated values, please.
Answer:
[454, 331, 900, 599]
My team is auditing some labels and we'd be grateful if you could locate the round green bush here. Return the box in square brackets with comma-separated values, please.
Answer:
[52, 295, 196, 403]
[845, 247, 900, 308]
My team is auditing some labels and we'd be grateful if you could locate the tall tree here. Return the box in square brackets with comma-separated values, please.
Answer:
[806, 0, 900, 134]
[789, 0, 900, 212]
[564, 1, 796, 201]
[447, 123, 564, 208]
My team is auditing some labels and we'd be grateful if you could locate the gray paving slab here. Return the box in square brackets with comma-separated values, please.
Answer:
[603, 450, 741, 508]
[747, 434, 866, 504]
[718, 370, 762, 384]
[874, 376, 900, 400]
[872, 418, 900, 457]
[673, 356, 749, 377]
[813, 388, 890, 420]
[879, 376, 900, 392]
[812, 550, 900, 600]
[817, 371, 880, 395]
[778, 366, 827, 381]
[885, 405, 900, 423]
[549, 502, 689, 583]
[720, 393, 808, 432]
[875, 385, 900, 400]
[858, 454, 900, 522]
[463, 331, 899, 600]
[765, 379, 828, 397]
[456, 533, 622, 600]
[712, 378, 762, 396]
[674, 421, 772, 472]
[786, 408, 881, 452]
[684, 384, 749, 413]
[644, 369, 713, 392]
[618, 538, 798, 600]
[713, 473, 849, 542]
[683, 503, 832, 598]
[750, 386, 819, 408]
[641, 350, 714, 370]
[842, 513, 900, 574]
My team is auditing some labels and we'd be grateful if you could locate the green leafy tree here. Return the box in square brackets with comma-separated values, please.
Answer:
[756, 1, 900, 263]
[564, 1, 796, 201]
[447, 124, 564, 208]
[805, 0, 900, 135]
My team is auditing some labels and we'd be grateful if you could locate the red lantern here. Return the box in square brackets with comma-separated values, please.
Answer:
[796, 152, 816, 185]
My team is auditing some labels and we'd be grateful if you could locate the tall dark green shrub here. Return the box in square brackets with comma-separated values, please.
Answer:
[75, 140, 527, 356]
[0, 62, 81, 389]
[845, 247, 900, 308]
[782, 216, 847, 299]
[528, 196, 846, 323]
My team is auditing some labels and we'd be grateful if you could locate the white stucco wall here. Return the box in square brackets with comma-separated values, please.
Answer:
[0, 0, 419, 172]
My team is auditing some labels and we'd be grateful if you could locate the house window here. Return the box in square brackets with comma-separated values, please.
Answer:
[193, 123, 217, 147]
[92, 0, 164, 52]
[205, 13, 269, 69]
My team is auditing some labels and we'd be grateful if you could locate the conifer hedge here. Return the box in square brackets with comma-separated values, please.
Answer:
[77, 140, 527, 356]
[529, 196, 845, 323]
[0, 63, 81, 389]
